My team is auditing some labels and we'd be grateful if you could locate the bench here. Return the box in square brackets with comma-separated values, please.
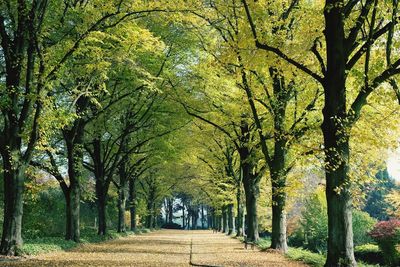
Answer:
[243, 235, 255, 250]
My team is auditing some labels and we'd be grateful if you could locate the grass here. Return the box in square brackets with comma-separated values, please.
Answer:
[19, 227, 151, 256]
[252, 237, 380, 267]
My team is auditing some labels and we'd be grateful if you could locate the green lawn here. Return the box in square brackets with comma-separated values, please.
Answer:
[252, 237, 380, 267]
[19, 227, 151, 255]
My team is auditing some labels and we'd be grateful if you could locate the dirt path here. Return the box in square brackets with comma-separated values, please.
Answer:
[0, 230, 307, 266]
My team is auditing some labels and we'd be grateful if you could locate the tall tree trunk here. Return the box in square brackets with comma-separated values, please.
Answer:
[269, 68, 289, 253]
[236, 187, 244, 237]
[208, 208, 213, 229]
[0, 165, 25, 255]
[92, 138, 109, 236]
[117, 185, 127, 233]
[243, 180, 259, 241]
[323, 1, 356, 265]
[270, 141, 288, 252]
[164, 199, 168, 223]
[69, 181, 80, 242]
[271, 181, 287, 252]
[129, 178, 137, 230]
[65, 189, 72, 240]
[182, 203, 185, 229]
[212, 212, 216, 230]
[201, 205, 205, 229]
[238, 119, 259, 241]
[96, 185, 108, 235]
[241, 152, 260, 241]
[222, 206, 228, 233]
[168, 198, 173, 224]
[146, 201, 153, 229]
[117, 163, 128, 233]
[152, 202, 157, 229]
[64, 136, 83, 242]
[227, 204, 234, 235]
[192, 214, 196, 230]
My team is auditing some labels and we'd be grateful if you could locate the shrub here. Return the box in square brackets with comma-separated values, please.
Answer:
[286, 247, 325, 267]
[369, 219, 400, 266]
[290, 188, 379, 253]
[354, 244, 383, 265]
[353, 211, 376, 246]
[161, 222, 182, 229]
[300, 188, 328, 253]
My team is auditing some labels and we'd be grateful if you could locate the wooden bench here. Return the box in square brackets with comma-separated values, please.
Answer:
[243, 235, 255, 250]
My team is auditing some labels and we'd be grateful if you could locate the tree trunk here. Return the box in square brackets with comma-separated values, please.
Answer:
[271, 185, 288, 252]
[222, 206, 228, 233]
[65, 190, 72, 240]
[208, 207, 213, 229]
[270, 147, 288, 252]
[96, 187, 107, 235]
[129, 178, 137, 230]
[117, 185, 127, 233]
[0, 165, 25, 255]
[236, 188, 244, 237]
[241, 160, 260, 241]
[117, 163, 128, 233]
[227, 204, 234, 235]
[146, 200, 153, 229]
[152, 202, 157, 229]
[192, 214, 196, 230]
[64, 136, 83, 242]
[238, 119, 259, 241]
[243, 184, 259, 241]
[201, 205, 205, 229]
[168, 198, 173, 224]
[323, 2, 356, 265]
[187, 213, 191, 230]
[182, 203, 185, 229]
[69, 182, 80, 242]
[212, 213, 217, 230]
[216, 215, 221, 232]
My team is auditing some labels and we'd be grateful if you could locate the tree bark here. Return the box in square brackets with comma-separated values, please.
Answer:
[129, 178, 137, 230]
[64, 135, 83, 242]
[243, 180, 259, 241]
[236, 188, 244, 237]
[65, 190, 72, 239]
[152, 202, 157, 229]
[182, 203, 185, 229]
[192, 214, 197, 230]
[222, 206, 228, 233]
[117, 185, 127, 233]
[168, 198, 173, 224]
[227, 204, 234, 235]
[69, 181, 80, 242]
[238, 119, 259, 241]
[323, 1, 356, 265]
[146, 202, 153, 229]
[270, 139, 288, 252]
[201, 205, 205, 229]
[96, 184, 108, 235]
[0, 166, 25, 255]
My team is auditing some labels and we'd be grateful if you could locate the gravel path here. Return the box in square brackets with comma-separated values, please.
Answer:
[0, 230, 307, 266]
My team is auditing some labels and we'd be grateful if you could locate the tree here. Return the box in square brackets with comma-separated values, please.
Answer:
[0, 0, 175, 254]
[180, 1, 322, 250]
[363, 169, 398, 220]
[242, 0, 400, 264]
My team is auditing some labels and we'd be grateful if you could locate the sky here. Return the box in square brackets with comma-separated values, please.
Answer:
[387, 148, 400, 183]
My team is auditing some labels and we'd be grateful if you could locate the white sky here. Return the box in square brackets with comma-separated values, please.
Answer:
[387, 148, 400, 183]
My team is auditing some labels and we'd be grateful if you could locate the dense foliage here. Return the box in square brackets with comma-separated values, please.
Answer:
[0, 1, 399, 266]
